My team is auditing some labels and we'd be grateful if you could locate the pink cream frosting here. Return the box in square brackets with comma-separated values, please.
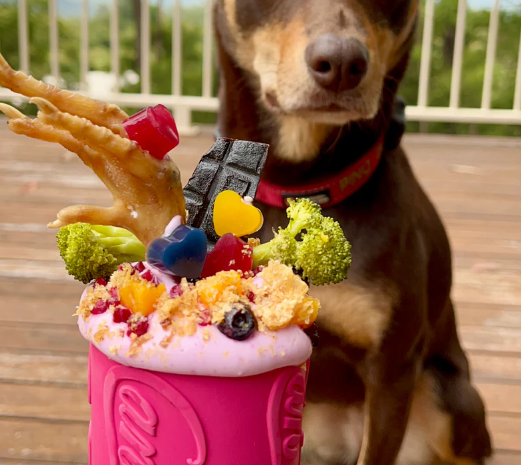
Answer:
[78, 311, 312, 377]
[78, 218, 312, 378]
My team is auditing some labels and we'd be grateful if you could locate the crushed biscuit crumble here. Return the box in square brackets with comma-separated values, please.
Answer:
[127, 333, 152, 357]
[80, 261, 319, 345]
[94, 323, 109, 343]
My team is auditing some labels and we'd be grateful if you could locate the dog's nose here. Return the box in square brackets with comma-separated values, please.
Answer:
[305, 35, 369, 92]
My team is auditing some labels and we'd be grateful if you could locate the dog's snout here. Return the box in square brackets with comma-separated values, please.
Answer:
[305, 35, 369, 92]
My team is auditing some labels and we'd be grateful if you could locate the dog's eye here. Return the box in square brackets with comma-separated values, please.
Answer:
[383, 1, 415, 31]
[234, 0, 293, 30]
[359, 0, 414, 32]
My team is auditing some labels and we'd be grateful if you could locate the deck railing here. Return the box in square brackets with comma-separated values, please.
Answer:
[0, 0, 520, 134]
[412, 0, 521, 125]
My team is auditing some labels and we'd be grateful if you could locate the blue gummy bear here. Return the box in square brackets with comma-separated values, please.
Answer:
[146, 225, 208, 279]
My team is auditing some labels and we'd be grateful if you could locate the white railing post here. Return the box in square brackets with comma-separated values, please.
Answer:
[17, 0, 29, 74]
[111, 0, 120, 92]
[172, 0, 182, 97]
[202, 0, 213, 99]
[80, 0, 89, 91]
[141, 0, 151, 95]
[481, 0, 501, 110]
[48, 0, 60, 83]
[514, 29, 521, 112]
[450, 0, 467, 109]
[171, 0, 197, 135]
[418, 0, 435, 108]
[175, 106, 196, 136]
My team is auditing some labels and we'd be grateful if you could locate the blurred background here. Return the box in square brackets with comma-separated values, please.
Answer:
[0, 0, 521, 464]
[0, 0, 520, 134]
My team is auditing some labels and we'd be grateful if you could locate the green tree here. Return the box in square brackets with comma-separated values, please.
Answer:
[401, 0, 521, 136]
[1, 0, 519, 133]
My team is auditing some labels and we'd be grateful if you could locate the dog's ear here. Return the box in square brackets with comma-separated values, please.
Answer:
[219, 0, 238, 34]
[388, 0, 419, 70]
[214, 1, 269, 144]
[384, 97, 406, 151]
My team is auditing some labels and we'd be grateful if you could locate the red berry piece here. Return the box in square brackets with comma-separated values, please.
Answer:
[113, 305, 132, 324]
[252, 266, 265, 276]
[201, 233, 253, 278]
[127, 317, 149, 337]
[108, 287, 120, 307]
[109, 287, 119, 301]
[141, 270, 160, 285]
[247, 291, 255, 303]
[123, 105, 179, 160]
[199, 309, 211, 326]
[169, 284, 183, 299]
[95, 277, 107, 287]
[91, 299, 108, 315]
[133, 262, 146, 273]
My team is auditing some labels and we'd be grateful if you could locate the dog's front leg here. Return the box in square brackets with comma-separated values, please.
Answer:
[357, 356, 421, 465]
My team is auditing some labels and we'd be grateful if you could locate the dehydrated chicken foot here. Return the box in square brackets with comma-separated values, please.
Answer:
[0, 53, 186, 245]
[0, 53, 127, 135]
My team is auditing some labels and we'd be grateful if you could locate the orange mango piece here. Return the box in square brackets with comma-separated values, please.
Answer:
[293, 296, 320, 329]
[197, 271, 242, 307]
[120, 281, 166, 316]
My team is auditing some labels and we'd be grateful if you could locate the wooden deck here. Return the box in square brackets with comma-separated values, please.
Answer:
[0, 119, 520, 464]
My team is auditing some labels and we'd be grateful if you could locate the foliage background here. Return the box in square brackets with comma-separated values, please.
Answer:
[0, 0, 520, 135]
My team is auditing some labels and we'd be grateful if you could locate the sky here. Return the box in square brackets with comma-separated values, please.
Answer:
[55, 0, 521, 17]
[471, 0, 521, 8]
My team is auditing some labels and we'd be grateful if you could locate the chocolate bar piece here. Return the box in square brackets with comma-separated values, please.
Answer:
[183, 138, 269, 245]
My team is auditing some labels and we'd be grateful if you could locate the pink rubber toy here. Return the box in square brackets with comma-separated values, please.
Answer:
[88, 344, 310, 465]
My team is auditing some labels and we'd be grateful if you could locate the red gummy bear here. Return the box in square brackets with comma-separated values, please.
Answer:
[201, 233, 253, 278]
[123, 104, 179, 160]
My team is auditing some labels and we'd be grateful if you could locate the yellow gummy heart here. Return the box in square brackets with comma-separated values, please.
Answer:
[213, 190, 264, 237]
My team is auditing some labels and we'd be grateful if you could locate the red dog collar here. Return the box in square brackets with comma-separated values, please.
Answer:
[255, 137, 384, 209]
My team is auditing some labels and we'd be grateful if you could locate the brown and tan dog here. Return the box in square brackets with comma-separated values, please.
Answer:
[212, 1, 492, 464]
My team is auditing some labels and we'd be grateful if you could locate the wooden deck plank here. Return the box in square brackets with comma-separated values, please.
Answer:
[487, 452, 521, 465]
[477, 384, 521, 414]
[0, 460, 85, 465]
[0, 460, 82, 464]
[460, 326, 521, 354]
[0, 294, 79, 326]
[470, 353, 521, 382]
[0, 384, 89, 422]
[487, 414, 521, 452]
[0, 418, 88, 464]
[0, 351, 87, 387]
[455, 303, 521, 329]
[0, 323, 87, 354]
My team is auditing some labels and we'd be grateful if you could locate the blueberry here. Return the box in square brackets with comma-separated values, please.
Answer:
[218, 303, 257, 341]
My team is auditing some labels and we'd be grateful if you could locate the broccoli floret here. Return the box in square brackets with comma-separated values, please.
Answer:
[252, 199, 352, 286]
[252, 228, 297, 267]
[285, 198, 323, 236]
[56, 223, 146, 284]
[295, 217, 352, 286]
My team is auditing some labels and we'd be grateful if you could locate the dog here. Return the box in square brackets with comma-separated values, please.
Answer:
[212, 1, 493, 464]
